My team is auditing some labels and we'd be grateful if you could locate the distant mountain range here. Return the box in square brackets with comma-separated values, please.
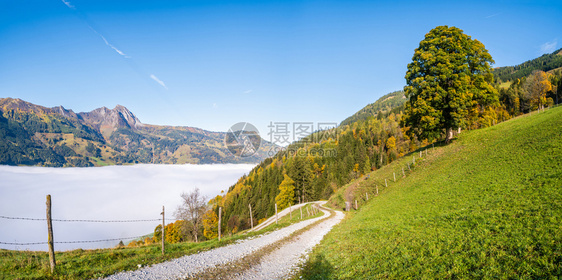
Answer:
[0, 98, 274, 167]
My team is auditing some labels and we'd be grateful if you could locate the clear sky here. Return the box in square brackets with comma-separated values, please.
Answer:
[1, 0, 561, 137]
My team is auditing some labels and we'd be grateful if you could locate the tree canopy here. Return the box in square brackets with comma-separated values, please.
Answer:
[402, 25, 498, 141]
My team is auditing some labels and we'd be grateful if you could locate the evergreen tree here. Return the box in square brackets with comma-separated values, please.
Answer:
[363, 154, 371, 174]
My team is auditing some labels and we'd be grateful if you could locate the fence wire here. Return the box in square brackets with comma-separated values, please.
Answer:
[0, 214, 178, 247]
[0, 235, 148, 246]
[0, 215, 177, 222]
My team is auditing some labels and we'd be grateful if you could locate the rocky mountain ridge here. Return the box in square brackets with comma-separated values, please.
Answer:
[0, 97, 272, 167]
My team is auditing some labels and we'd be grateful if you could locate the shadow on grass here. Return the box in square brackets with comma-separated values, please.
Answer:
[298, 253, 334, 280]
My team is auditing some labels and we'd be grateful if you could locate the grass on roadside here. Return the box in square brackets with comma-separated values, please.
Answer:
[297, 106, 562, 279]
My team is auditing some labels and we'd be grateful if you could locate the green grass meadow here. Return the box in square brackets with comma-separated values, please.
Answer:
[299, 107, 562, 279]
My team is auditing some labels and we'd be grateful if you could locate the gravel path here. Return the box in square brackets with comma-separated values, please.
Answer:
[102, 203, 332, 280]
[249, 202, 315, 232]
[235, 207, 344, 280]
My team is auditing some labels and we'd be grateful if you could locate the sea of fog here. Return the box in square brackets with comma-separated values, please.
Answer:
[0, 164, 254, 251]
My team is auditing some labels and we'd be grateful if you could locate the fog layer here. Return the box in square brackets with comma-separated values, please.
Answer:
[0, 164, 254, 251]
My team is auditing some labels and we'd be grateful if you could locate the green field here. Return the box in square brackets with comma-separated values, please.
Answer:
[299, 106, 562, 279]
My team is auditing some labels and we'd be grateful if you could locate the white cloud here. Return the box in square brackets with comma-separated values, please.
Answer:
[485, 12, 501, 19]
[244, 90, 253, 94]
[540, 40, 558, 54]
[150, 74, 168, 89]
[61, 0, 74, 9]
[0, 164, 254, 251]
[99, 33, 130, 58]
[85, 25, 130, 58]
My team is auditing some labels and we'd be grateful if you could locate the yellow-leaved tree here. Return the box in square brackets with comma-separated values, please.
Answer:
[202, 210, 218, 240]
[525, 70, 552, 110]
[275, 174, 295, 210]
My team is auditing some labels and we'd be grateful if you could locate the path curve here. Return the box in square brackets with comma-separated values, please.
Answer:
[103, 202, 334, 280]
[250, 201, 323, 232]
[235, 204, 344, 279]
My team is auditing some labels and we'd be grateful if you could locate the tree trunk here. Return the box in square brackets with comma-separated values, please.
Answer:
[446, 127, 454, 143]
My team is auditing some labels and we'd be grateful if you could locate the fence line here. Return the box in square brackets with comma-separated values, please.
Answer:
[0, 235, 148, 246]
[0, 210, 177, 248]
[0, 215, 177, 223]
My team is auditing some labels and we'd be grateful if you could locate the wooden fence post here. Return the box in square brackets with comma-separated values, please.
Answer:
[275, 203, 278, 224]
[376, 185, 379, 195]
[249, 204, 253, 229]
[366, 192, 369, 200]
[161, 206, 165, 255]
[289, 204, 292, 219]
[46, 195, 56, 274]
[300, 206, 303, 219]
[420, 151, 422, 158]
[393, 172, 396, 182]
[385, 179, 388, 187]
[218, 207, 222, 241]
[355, 200, 358, 210]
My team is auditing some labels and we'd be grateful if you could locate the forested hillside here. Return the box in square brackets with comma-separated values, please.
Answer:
[339, 90, 406, 126]
[493, 48, 562, 82]
[212, 92, 418, 232]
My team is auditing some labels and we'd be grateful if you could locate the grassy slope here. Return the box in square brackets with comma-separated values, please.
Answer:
[300, 107, 562, 279]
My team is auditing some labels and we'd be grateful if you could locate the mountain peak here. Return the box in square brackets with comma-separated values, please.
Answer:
[77, 104, 143, 136]
[112, 104, 142, 128]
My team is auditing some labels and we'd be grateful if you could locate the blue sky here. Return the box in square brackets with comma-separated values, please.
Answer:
[1, 0, 561, 137]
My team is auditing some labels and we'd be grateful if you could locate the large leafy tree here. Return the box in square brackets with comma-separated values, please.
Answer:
[402, 26, 497, 142]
